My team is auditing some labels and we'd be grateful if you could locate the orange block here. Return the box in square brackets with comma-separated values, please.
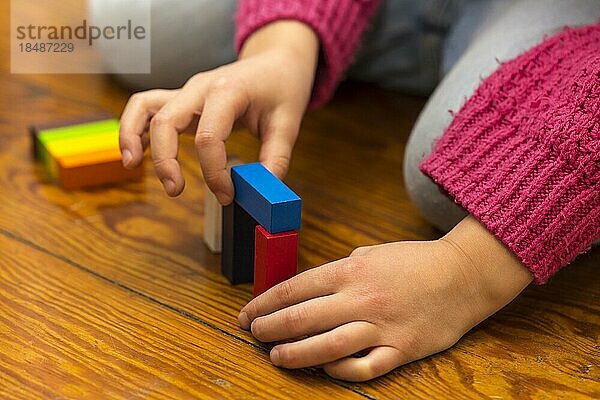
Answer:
[56, 148, 143, 190]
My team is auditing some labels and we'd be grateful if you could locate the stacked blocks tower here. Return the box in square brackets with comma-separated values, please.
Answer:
[221, 162, 301, 296]
[31, 117, 143, 189]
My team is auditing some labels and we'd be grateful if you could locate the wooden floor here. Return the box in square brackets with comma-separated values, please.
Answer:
[1, 2, 599, 400]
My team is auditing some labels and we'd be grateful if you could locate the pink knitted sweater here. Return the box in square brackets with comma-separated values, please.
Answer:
[236, 1, 600, 284]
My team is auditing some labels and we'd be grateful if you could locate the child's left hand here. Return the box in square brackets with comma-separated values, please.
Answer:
[238, 215, 532, 381]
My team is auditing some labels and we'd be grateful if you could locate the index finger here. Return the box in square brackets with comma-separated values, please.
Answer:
[149, 85, 207, 196]
[239, 259, 345, 330]
[120, 89, 176, 168]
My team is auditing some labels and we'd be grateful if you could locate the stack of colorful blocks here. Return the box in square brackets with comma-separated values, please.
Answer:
[30, 117, 143, 189]
[204, 162, 301, 297]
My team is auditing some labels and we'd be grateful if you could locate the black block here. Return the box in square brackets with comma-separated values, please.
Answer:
[221, 200, 257, 284]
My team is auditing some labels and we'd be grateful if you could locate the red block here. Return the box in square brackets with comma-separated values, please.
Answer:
[254, 225, 298, 297]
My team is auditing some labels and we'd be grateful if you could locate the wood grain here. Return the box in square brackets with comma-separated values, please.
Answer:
[0, 0, 598, 398]
[0, 232, 365, 400]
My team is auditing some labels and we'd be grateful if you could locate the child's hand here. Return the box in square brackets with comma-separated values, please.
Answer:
[119, 21, 319, 204]
[238, 215, 532, 381]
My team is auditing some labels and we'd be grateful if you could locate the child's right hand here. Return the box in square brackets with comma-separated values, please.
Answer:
[239, 215, 533, 381]
[119, 21, 319, 204]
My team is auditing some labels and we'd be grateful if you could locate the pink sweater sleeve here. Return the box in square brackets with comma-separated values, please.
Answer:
[420, 23, 600, 284]
[235, 0, 380, 108]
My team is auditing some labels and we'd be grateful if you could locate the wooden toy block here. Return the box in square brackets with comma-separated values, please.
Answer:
[231, 163, 301, 233]
[56, 149, 143, 190]
[36, 118, 120, 159]
[203, 187, 222, 253]
[253, 225, 298, 297]
[30, 113, 113, 158]
[202, 156, 242, 253]
[221, 201, 257, 284]
[32, 118, 143, 189]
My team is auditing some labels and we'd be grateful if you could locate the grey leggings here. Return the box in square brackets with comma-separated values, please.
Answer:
[90, 0, 600, 233]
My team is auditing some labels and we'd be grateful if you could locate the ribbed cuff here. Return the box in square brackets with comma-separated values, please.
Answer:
[421, 137, 599, 284]
[420, 24, 600, 284]
[235, 0, 380, 108]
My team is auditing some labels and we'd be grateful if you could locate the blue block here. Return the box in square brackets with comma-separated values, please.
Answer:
[231, 163, 301, 233]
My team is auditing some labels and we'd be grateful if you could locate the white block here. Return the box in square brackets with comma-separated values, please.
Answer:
[203, 186, 222, 253]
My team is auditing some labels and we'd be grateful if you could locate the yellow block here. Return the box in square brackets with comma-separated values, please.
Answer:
[45, 130, 119, 160]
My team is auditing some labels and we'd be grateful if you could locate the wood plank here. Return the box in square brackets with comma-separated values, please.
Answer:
[0, 231, 367, 400]
[1, 0, 598, 396]
[1, 113, 598, 398]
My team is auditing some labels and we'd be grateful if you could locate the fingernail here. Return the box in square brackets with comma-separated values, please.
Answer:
[239, 312, 250, 330]
[163, 179, 176, 193]
[122, 149, 132, 166]
[270, 348, 281, 366]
